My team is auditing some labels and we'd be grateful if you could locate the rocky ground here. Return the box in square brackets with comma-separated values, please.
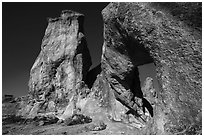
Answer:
[2, 96, 202, 135]
[3, 119, 142, 135]
[2, 102, 144, 135]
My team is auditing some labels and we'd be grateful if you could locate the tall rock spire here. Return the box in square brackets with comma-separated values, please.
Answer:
[20, 10, 92, 119]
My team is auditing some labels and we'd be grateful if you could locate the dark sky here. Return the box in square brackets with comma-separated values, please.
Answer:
[2, 2, 159, 97]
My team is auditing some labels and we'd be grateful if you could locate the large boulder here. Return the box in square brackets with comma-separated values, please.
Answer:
[97, 2, 201, 134]
[22, 10, 92, 119]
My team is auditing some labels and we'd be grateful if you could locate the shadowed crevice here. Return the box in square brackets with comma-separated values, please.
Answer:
[85, 63, 102, 88]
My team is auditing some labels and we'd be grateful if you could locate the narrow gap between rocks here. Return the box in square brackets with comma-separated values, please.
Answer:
[85, 63, 101, 89]
[138, 62, 158, 117]
[138, 63, 159, 95]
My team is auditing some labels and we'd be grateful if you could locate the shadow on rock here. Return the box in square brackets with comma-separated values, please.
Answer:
[63, 114, 92, 126]
[2, 115, 26, 125]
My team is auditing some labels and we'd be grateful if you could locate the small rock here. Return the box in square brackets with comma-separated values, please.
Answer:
[63, 131, 67, 135]
[88, 121, 107, 131]
[38, 120, 44, 126]
[64, 114, 92, 126]
[57, 119, 64, 124]
[47, 101, 56, 112]
[2, 130, 9, 135]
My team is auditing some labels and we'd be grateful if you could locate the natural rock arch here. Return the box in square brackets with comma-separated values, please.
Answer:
[98, 2, 202, 134]
[15, 2, 201, 135]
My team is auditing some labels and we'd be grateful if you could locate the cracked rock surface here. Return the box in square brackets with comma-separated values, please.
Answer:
[18, 10, 92, 120]
[3, 2, 202, 135]
[99, 2, 202, 134]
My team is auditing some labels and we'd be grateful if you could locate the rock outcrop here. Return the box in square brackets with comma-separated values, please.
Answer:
[14, 2, 201, 135]
[19, 10, 92, 120]
[96, 2, 201, 134]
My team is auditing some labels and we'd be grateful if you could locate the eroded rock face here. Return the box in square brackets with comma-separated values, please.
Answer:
[100, 2, 202, 134]
[14, 3, 201, 135]
[22, 10, 92, 119]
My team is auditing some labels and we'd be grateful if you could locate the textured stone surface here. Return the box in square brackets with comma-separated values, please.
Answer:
[100, 2, 202, 134]
[7, 2, 201, 135]
[22, 10, 92, 119]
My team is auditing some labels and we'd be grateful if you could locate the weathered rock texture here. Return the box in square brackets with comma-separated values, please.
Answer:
[96, 2, 202, 135]
[19, 10, 92, 120]
[15, 2, 202, 135]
